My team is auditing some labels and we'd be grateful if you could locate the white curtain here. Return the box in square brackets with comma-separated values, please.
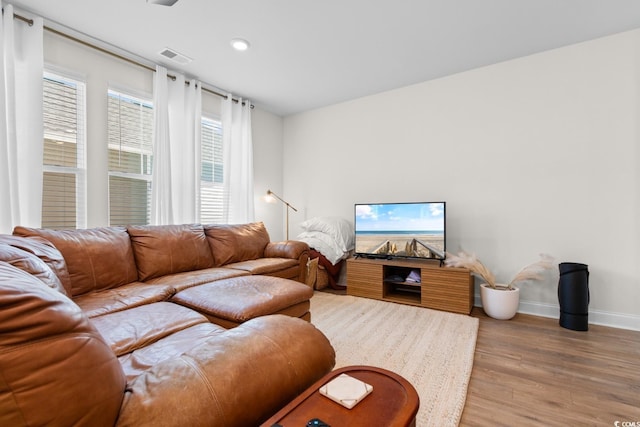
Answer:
[0, 4, 44, 233]
[221, 95, 254, 223]
[150, 65, 202, 225]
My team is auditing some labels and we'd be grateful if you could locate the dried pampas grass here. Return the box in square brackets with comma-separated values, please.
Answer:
[444, 251, 496, 288]
[445, 251, 556, 290]
[507, 253, 555, 290]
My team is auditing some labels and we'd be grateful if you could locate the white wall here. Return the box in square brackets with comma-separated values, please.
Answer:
[252, 107, 285, 240]
[283, 30, 640, 330]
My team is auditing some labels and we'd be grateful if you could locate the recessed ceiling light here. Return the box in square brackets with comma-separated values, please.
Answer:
[230, 38, 250, 51]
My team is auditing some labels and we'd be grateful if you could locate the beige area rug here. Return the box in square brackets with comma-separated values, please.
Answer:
[310, 291, 479, 427]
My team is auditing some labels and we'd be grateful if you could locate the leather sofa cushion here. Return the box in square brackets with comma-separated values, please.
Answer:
[204, 301, 311, 329]
[145, 267, 249, 292]
[204, 222, 270, 266]
[13, 226, 138, 297]
[117, 322, 226, 382]
[225, 257, 299, 275]
[128, 224, 214, 281]
[0, 234, 72, 295]
[0, 262, 126, 427]
[91, 302, 208, 356]
[0, 243, 66, 295]
[117, 315, 335, 427]
[171, 275, 313, 325]
[73, 282, 176, 318]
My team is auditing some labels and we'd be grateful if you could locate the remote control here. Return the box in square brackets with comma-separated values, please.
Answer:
[307, 418, 330, 427]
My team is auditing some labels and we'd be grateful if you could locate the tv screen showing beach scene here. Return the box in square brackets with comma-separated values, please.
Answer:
[354, 202, 445, 260]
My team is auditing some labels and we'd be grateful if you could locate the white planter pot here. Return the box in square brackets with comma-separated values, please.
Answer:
[480, 283, 520, 320]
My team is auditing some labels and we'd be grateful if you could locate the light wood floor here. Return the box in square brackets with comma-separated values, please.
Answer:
[460, 308, 640, 426]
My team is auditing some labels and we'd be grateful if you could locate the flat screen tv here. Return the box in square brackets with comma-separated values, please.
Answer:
[354, 202, 446, 260]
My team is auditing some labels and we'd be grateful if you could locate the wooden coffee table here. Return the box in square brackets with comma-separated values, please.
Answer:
[261, 365, 420, 427]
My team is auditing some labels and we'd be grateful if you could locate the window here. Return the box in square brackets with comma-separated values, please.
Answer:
[42, 71, 86, 230]
[107, 89, 153, 226]
[200, 116, 224, 223]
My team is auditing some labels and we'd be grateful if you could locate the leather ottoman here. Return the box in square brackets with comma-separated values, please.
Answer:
[171, 275, 314, 328]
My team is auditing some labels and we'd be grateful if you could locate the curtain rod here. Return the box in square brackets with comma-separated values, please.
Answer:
[11, 11, 254, 109]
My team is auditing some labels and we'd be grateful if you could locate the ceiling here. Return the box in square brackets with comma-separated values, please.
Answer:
[9, 0, 640, 116]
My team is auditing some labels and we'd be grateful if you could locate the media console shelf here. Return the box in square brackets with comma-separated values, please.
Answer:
[346, 257, 473, 314]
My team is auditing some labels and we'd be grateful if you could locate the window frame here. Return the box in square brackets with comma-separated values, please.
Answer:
[107, 87, 154, 227]
[200, 114, 224, 224]
[41, 68, 87, 230]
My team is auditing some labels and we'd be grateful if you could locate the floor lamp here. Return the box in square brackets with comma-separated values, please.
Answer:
[266, 190, 297, 240]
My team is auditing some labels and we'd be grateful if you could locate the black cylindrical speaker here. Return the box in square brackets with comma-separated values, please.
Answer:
[558, 262, 589, 331]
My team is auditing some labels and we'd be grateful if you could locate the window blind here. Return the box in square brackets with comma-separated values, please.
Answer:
[107, 89, 153, 226]
[42, 72, 86, 230]
[200, 116, 224, 223]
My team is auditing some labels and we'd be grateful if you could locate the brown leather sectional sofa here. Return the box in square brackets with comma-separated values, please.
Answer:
[0, 222, 336, 426]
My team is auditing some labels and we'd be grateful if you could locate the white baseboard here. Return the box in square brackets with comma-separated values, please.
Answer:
[473, 295, 640, 331]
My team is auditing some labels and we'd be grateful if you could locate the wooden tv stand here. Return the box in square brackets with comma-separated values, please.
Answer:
[346, 257, 473, 314]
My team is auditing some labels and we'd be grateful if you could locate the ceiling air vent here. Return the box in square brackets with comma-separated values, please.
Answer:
[159, 48, 192, 65]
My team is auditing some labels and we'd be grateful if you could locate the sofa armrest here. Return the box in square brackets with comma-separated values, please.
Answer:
[264, 240, 309, 260]
[117, 315, 335, 427]
[265, 241, 310, 283]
